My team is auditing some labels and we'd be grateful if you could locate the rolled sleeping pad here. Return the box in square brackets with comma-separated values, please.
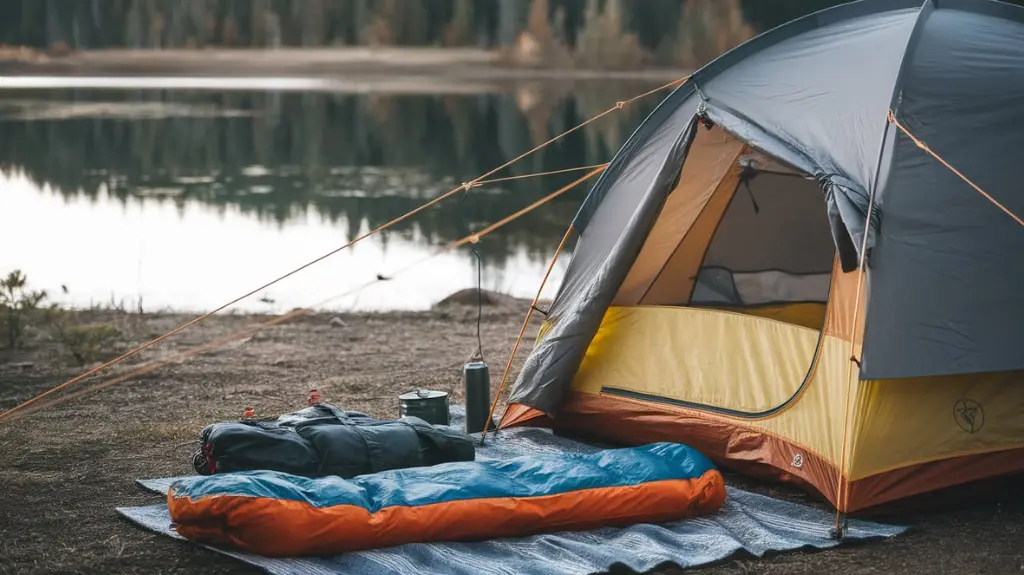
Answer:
[168, 442, 727, 557]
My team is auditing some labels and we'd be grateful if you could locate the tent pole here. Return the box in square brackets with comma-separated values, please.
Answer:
[480, 223, 575, 445]
[833, 184, 880, 539]
[834, 263, 865, 538]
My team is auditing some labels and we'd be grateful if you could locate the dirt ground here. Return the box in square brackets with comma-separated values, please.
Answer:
[0, 297, 1021, 575]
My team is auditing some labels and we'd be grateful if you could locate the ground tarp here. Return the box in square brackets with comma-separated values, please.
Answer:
[118, 406, 906, 575]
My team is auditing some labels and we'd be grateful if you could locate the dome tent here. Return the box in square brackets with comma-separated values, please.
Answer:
[499, 0, 1024, 514]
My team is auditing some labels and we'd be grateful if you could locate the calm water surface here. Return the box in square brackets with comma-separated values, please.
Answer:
[0, 82, 659, 312]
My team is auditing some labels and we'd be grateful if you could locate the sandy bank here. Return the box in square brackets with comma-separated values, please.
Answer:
[0, 47, 691, 94]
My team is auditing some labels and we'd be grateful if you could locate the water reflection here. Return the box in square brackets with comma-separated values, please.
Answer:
[0, 82, 661, 312]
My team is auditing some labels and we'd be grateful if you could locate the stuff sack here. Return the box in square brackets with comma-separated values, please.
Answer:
[168, 442, 727, 557]
[193, 403, 474, 478]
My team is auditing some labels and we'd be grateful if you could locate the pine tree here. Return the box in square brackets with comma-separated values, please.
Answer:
[443, 0, 474, 47]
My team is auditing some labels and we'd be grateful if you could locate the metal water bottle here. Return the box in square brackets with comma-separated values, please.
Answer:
[463, 361, 494, 434]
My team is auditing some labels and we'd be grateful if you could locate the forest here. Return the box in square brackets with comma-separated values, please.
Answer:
[0, 0, 892, 69]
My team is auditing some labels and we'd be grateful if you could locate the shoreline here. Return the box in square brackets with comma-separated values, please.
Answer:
[0, 47, 691, 94]
[0, 288, 540, 381]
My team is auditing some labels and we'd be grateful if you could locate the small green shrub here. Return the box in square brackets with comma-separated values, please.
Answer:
[0, 270, 48, 348]
[56, 323, 122, 366]
[1, 270, 123, 364]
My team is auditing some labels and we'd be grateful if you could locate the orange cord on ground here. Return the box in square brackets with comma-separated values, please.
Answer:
[0, 77, 687, 424]
[0, 168, 605, 423]
[480, 224, 575, 445]
[7, 310, 309, 421]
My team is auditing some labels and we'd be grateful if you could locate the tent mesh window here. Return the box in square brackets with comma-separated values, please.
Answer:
[694, 172, 835, 312]
[639, 152, 837, 332]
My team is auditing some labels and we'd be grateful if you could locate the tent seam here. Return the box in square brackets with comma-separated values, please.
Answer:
[857, 0, 934, 377]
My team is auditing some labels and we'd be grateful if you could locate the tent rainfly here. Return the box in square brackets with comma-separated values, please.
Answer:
[499, 0, 1024, 514]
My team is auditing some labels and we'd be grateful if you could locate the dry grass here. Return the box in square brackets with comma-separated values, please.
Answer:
[0, 304, 1022, 575]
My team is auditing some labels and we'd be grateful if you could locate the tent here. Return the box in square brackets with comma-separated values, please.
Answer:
[499, 0, 1024, 514]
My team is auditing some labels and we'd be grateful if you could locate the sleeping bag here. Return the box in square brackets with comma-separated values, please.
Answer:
[168, 442, 727, 557]
[193, 403, 474, 478]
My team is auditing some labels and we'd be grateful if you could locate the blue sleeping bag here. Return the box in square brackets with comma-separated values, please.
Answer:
[169, 442, 727, 557]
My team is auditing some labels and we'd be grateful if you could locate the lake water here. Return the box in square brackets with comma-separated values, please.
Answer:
[0, 80, 661, 313]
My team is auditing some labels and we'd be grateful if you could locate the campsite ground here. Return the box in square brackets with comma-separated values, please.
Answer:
[0, 295, 1022, 574]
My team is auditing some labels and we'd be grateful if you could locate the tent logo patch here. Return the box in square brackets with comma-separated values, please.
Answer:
[954, 398, 984, 433]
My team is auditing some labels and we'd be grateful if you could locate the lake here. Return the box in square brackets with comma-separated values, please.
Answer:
[0, 79, 662, 313]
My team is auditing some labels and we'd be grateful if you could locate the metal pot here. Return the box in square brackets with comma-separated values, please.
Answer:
[398, 389, 450, 426]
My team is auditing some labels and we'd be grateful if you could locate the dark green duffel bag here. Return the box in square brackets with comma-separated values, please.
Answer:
[192, 403, 475, 477]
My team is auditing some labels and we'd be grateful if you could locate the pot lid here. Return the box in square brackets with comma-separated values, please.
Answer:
[398, 389, 449, 400]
